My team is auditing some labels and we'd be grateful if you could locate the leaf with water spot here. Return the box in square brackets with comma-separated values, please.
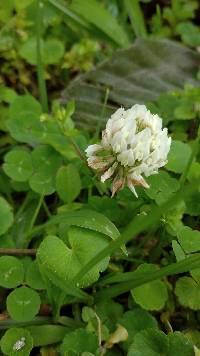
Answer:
[0, 328, 33, 356]
[3, 148, 33, 182]
[0, 256, 24, 288]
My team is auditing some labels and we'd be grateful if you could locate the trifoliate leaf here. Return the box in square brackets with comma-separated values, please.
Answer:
[6, 286, 41, 321]
[131, 264, 168, 311]
[3, 148, 33, 182]
[0, 256, 24, 288]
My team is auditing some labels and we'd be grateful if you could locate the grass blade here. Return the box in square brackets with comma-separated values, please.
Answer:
[124, 0, 147, 38]
[95, 253, 200, 299]
[71, 180, 199, 286]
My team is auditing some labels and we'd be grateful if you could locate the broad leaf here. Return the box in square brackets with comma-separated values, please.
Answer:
[62, 38, 199, 131]
[128, 329, 194, 356]
[37, 227, 110, 288]
[48, 209, 121, 243]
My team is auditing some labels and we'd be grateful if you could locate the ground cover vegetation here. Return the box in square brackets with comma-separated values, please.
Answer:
[0, 0, 200, 355]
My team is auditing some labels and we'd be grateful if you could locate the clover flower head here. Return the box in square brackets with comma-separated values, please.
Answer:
[85, 104, 171, 197]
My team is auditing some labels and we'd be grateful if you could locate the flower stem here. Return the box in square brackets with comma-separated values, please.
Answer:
[36, 0, 48, 112]
[0, 248, 36, 256]
[28, 194, 44, 234]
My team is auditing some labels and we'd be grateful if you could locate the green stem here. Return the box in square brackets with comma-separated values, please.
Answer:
[95, 253, 200, 300]
[42, 199, 52, 218]
[95, 87, 110, 140]
[179, 137, 199, 187]
[29, 194, 44, 233]
[36, 0, 48, 112]
[0, 317, 53, 330]
[71, 180, 198, 286]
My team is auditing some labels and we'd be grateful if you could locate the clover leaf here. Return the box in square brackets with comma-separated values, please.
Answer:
[131, 264, 168, 311]
[37, 227, 110, 288]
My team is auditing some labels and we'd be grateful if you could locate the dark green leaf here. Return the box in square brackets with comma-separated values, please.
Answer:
[63, 39, 199, 131]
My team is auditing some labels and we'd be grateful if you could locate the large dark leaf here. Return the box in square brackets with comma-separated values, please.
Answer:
[62, 38, 199, 131]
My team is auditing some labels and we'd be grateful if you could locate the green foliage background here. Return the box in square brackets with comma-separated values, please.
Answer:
[0, 0, 200, 355]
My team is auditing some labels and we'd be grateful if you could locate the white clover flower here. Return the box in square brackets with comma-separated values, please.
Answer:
[85, 104, 171, 197]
